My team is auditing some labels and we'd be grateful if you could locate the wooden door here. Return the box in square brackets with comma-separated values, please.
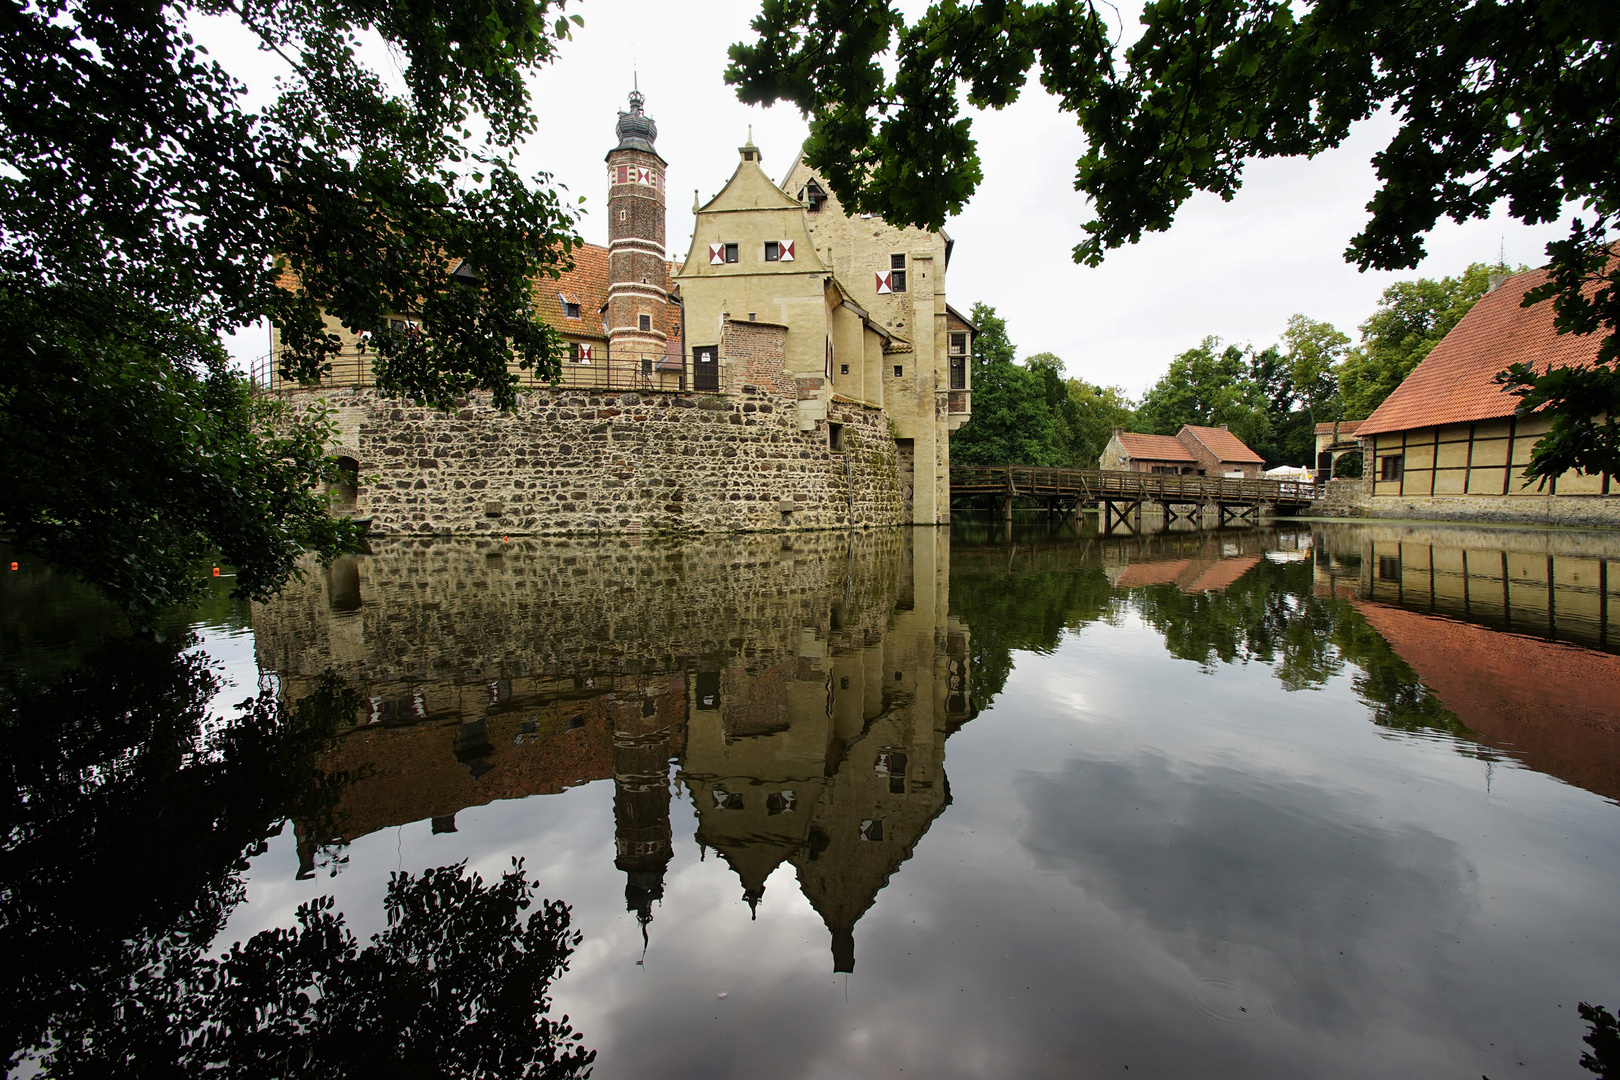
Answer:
[693, 346, 719, 392]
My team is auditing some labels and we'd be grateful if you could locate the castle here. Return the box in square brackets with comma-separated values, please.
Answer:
[269, 91, 974, 535]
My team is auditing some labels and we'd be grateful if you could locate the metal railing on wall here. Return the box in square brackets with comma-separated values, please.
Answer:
[250, 344, 726, 396]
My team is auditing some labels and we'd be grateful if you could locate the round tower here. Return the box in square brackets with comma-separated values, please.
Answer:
[605, 89, 668, 363]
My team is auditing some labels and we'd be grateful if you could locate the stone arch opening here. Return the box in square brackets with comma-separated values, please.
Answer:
[1332, 451, 1364, 479]
[332, 455, 360, 510]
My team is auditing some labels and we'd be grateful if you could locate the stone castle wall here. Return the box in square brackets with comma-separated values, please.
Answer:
[1311, 475, 1620, 527]
[284, 319, 903, 537]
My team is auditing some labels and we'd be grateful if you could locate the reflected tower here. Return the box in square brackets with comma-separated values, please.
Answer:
[612, 681, 683, 943]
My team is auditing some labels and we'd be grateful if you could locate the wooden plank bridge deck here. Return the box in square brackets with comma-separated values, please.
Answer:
[951, 465, 1321, 530]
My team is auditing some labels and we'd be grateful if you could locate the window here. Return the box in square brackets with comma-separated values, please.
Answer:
[949, 333, 967, 390]
[638, 313, 652, 332]
[1151, 465, 1178, 474]
[828, 422, 845, 452]
[764, 241, 780, 262]
[803, 179, 826, 212]
[839, 363, 849, 375]
[618, 209, 626, 222]
[723, 243, 738, 263]
[889, 253, 908, 292]
[1380, 454, 1405, 482]
[893, 365, 903, 378]
[1378, 555, 1402, 581]
[563, 301, 580, 319]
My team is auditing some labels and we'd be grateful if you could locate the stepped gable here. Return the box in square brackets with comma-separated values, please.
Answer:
[1357, 260, 1611, 436]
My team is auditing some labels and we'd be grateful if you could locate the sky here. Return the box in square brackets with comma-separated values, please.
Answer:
[210, 0, 1574, 398]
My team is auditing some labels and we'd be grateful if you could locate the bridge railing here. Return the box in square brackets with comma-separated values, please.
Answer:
[950, 465, 1321, 504]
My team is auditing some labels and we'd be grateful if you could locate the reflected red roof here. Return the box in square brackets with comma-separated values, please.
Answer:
[1117, 433, 1195, 462]
[1357, 262, 1611, 436]
[1183, 555, 1261, 593]
[1354, 600, 1620, 802]
[1180, 424, 1264, 464]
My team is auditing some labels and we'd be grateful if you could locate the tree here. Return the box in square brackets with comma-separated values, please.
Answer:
[728, 0, 1620, 477]
[1066, 379, 1137, 468]
[1338, 263, 1509, 420]
[1134, 337, 1271, 453]
[949, 303, 1058, 466]
[1281, 315, 1348, 428]
[1, 0, 586, 612]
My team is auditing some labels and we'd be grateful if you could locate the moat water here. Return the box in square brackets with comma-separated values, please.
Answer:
[4, 517, 1620, 1078]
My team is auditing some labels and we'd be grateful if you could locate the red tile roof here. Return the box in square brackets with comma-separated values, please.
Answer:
[533, 244, 610, 340]
[1116, 432, 1196, 462]
[1315, 420, 1365, 436]
[1179, 424, 1264, 464]
[1357, 263, 1608, 436]
[278, 243, 683, 347]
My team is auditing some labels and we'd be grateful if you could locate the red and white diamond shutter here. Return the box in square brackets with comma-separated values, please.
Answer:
[875, 270, 892, 294]
[709, 243, 725, 265]
[578, 344, 593, 362]
[778, 240, 795, 262]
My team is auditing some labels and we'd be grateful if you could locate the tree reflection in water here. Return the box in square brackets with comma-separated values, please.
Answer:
[0, 634, 592, 1078]
[1583, 1003, 1620, 1079]
[950, 527, 1470, 740]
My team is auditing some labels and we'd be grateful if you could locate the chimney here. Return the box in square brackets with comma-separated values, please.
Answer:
[1219, 423, 1229, 430]
[1488, 272, 1508, 293]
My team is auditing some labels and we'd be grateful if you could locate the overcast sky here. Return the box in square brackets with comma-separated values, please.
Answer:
[213, 0, 1573, 397]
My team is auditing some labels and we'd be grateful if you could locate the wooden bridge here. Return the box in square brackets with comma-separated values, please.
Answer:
[951, 465, 1322, 531]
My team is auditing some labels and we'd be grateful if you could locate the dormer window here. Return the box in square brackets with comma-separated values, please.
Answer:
[563, 302, 580, 319]
[803, 180, 826, 212]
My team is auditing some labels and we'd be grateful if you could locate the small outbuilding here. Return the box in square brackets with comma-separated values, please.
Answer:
[1099, 431, 1198, 474]
[1100, 424, 1266, 478]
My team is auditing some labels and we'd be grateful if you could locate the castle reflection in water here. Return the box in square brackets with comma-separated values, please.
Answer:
[252, 530, 972, 973]
[253, 517, 1620, 973]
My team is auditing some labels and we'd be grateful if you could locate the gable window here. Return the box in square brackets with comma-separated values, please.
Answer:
[840, 363, 849, 375]
[765, 241, 780, 262]
[889, 253, 908, 292]
[724, 243, 738, 263]
[1380, 454, 1404, 482]
[638, 313, 652, 332]
[563, 301, 580, 319]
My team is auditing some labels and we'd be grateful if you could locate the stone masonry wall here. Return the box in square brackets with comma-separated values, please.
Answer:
[1311, 475, 1620, 527]
[283, 320, 903, 536]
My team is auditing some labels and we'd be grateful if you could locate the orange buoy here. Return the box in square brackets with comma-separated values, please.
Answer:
[8, 562, 16, 571]
[212, 567, 220, 577]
